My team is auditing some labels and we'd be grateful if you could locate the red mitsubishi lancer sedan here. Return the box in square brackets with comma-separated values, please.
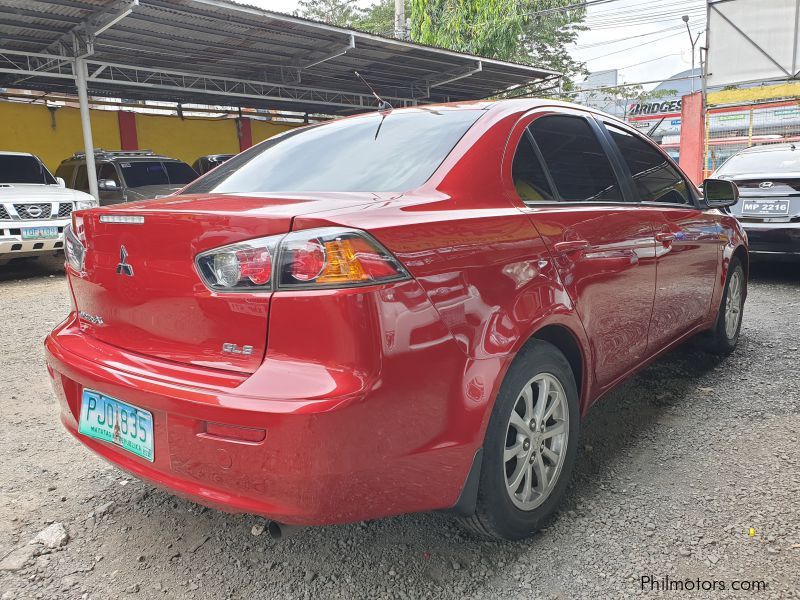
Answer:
[46, 100, 747, 540]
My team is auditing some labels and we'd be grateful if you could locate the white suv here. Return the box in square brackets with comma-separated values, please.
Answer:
[0, 152, 97, 265]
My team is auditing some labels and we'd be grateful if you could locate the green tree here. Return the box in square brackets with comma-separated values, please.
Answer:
[410, 0, 588, 94]
[295, 0, 361, 27]
[353, 0, 411, 36]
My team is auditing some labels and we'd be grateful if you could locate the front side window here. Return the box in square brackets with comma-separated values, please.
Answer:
[183, 108, 484, 195]
[0, 155, 56, 185]
[529, 115, 623, 202]
[607, 125, 691, 205]
[512, 133, 554, 203]
[98, 163, 120, 186]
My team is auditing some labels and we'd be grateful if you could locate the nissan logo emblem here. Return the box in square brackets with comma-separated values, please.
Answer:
[27, 205, 42, 218]
[759, 181, 774, 189]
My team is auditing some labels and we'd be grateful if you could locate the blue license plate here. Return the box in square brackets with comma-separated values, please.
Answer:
[22, 226, 59, 240]
[78, 390, 154, 461]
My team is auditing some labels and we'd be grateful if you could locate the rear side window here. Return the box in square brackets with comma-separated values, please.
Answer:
[607, 125, 691, 205]
[74, 165, 89, 192]
[530, 115, 622, 202]
[55, 164, 73, 185]
[183, 109, 484, 194]
[512, 134, 554, 203]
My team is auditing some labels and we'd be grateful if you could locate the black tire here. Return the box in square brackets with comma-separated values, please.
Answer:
[704, 258, 745, 355]
[460, 340, 580, 540]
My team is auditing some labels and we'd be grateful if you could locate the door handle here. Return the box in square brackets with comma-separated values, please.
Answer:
[554, 240, 590, 255]
[656, 232, 675, 244]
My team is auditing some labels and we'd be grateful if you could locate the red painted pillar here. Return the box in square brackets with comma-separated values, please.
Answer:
[117, 111, 138, 151]
[237, 117, 253, 152]
[678, 92, 705, 185]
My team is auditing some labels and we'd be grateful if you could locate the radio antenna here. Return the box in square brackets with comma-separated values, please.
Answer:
[354, 71, 393, 111]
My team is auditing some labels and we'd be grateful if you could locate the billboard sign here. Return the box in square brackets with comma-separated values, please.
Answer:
[707, 0, 800, 87]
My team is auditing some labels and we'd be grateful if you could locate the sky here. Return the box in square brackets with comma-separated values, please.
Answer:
[242, 0, 707, 89]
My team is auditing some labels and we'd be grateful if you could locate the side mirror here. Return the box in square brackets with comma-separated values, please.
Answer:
[703, 178, 739, 208]
[56, 177, 66, 188]
[98, 179, 118, 191]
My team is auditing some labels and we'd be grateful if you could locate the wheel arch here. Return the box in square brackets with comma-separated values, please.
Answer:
[732, 244, 749, 298]
[527, 324, 586, 411]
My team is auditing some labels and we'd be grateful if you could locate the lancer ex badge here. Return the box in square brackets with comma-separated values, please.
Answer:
[116, 245, 134, 276]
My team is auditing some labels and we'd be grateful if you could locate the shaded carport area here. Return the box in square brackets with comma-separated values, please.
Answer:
[0, 0, 560, 198]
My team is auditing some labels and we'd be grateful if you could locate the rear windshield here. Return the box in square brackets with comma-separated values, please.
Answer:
[183, 108, 484, 194]
[716, 148, 800, 176]
[0, 155, 56, 185]
[119, 161, 198, 187]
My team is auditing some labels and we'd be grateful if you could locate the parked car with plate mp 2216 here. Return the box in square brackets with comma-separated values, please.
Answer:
[46, 100, 747, 541]
[55, 149, 198, 205]
[713, 143, 800, 259]
[0, 151, 97, 265]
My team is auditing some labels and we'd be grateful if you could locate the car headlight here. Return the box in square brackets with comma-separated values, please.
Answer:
[74, 198, 99, 211]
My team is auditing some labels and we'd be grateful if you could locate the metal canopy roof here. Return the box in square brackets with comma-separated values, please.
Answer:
[0, 0, 561, 115]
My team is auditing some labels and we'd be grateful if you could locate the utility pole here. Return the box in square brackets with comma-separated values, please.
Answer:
[394, 0, 406, 39]
[682, 15, 702, 93]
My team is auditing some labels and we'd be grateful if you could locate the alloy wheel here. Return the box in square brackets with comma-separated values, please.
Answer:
[503, 373, 569, 511]
[725, 268, 743, 339]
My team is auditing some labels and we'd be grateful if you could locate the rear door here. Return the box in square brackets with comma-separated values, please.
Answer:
[599, 121, 721, 353]
[513, 110, 658, 388]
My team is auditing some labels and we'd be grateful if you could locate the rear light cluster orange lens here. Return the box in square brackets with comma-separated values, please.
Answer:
[196, 227, 409, 292]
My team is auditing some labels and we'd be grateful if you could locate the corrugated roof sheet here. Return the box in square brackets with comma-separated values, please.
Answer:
[0, 0, 560, 114]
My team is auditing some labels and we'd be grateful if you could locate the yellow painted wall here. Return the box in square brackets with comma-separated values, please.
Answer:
[0, 102, 120, 172]
[708, 81, 800, 106]
[135, 113, 240, 165]
[0, 101, 303, 173]
[251, 119, 299, 144]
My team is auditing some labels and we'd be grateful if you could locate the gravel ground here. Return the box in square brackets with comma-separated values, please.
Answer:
[0, 255, 798, 599]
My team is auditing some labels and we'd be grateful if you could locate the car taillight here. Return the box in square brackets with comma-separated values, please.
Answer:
[64, 223, 86, 273]
[195, 228, 409, 292]
[196, 235, 281, 291]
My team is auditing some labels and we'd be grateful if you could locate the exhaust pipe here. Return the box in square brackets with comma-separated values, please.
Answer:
[267, 521, 302, 540]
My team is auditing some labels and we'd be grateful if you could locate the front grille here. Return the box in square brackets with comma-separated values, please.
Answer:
[57, 203, 73, 218]
[0, 205, 9, 220]
[14, 203, 52, 219]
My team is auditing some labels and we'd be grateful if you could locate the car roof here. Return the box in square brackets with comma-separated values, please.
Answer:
[734, 143, 798, 154]
[0, 151, 35, 157]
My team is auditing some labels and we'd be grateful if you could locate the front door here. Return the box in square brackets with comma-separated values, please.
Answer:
[599, 122, 721, 353]
[512, 111, 658, 388]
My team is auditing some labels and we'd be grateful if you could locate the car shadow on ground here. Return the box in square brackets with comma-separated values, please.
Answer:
[101, 338, 729, 595]
[0, 254, 64, 282]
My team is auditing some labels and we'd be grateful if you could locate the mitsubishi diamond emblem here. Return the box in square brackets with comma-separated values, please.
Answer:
[116, 245, 134, 276]
[759, 181, 774, 189]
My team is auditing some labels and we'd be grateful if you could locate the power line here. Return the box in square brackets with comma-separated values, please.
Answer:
[580, 24, 703, 62]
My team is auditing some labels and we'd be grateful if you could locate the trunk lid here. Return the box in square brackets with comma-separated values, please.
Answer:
[729, 174, 800, 221]
[70, 192, 377, 373]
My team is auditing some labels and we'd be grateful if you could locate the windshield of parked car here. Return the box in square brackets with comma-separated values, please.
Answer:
[716, 148, 800, 175]
[0, 155, 57, 185]
[182, 108, 484, 194]
[119, 161, 198, 187]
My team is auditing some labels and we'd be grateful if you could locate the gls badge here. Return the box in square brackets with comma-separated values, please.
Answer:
[116, 245, 134, 276]
[222, 343, 254, 355]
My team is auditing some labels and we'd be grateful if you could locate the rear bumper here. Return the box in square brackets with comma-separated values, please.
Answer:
[45, 281, 486, 525]
[741, 221, 800, 255]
